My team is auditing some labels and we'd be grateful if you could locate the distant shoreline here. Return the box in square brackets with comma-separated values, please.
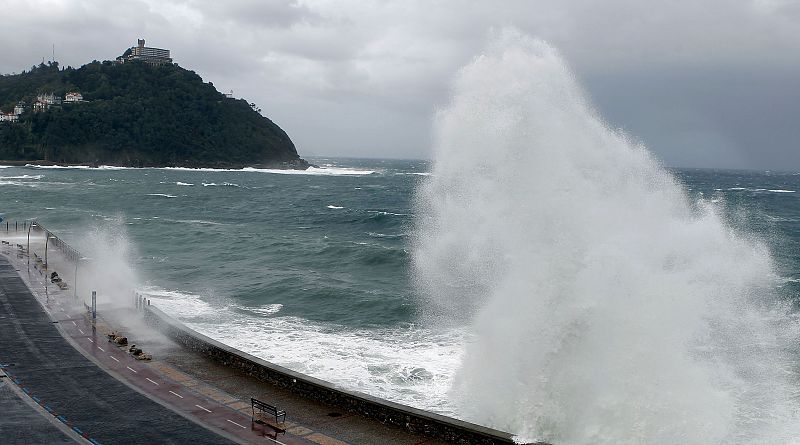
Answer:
[0, 158, 314, 170]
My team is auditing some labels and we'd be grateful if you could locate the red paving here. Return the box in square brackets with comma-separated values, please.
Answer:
[22, 259, 320, 445]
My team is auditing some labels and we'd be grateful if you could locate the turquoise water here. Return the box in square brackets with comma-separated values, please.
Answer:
[2, 159, 800, 420]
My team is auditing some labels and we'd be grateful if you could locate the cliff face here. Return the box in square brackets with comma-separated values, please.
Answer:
[0, 61, 308, 169]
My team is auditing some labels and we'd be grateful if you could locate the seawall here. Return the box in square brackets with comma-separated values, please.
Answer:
[141, 302, 539, 445]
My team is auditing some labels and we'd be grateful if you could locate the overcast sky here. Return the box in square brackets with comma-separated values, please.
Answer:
[3, 0, 799, 170]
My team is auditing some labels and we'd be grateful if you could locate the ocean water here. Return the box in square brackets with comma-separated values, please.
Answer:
[2, 160, 800, 436]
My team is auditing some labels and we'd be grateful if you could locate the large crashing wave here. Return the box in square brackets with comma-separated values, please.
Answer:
[412, 29, 800, 444]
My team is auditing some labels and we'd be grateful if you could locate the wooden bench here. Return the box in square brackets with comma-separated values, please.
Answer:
[251, 397, 286, 425]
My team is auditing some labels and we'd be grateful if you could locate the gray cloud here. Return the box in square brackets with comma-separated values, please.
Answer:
[2, 0, 799, 169]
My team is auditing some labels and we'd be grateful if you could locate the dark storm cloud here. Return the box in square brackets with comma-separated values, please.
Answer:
[2, 0, 799, 169]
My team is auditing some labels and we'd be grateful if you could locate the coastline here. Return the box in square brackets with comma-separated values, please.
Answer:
[0, 158, 314, 170]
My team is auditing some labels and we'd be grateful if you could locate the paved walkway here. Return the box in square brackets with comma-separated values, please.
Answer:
[0, 255, 255, 445]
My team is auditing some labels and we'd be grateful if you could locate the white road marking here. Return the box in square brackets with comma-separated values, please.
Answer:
[169, 391, 184, 399]
[97, 346, 105, 352]
[71, 321, 77, 326]
[78, 329, 84, 334]
[87, 338, 94, 343]
[109, 356, 120, 362]
[195, 404, 212, 413]
[126, 366, 138, 373]
[146, 378, 159, 386]
[226, 419, 247, 429]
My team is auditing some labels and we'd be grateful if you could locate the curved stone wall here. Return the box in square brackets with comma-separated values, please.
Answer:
[141, 304, 541, 445]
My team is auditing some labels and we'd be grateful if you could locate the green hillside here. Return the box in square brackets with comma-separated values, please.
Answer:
[0, 60, 308, 168]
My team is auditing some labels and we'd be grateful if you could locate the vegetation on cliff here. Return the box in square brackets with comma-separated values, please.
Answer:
[0, 61, 307, 168]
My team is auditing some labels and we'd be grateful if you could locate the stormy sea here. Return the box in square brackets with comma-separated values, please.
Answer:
[3, 33, 800, 444]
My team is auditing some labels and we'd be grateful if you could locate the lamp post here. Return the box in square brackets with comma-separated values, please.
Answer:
[44, 234, 56, 271]
[26, 221, 37, 268]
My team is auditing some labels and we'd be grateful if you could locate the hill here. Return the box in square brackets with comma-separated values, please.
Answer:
[0, 60, 308, 169]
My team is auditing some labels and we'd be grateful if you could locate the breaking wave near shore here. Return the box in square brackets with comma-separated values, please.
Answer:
[412, 29, 800, 444]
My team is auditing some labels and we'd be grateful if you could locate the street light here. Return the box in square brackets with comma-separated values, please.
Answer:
[26, 221, 37, 268]
[44, 234, 56, 271]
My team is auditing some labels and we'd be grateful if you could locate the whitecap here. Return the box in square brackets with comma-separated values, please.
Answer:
[0, 174, 43, 180]
[146, 193, 177, 198]
[242, 166, 376, 176]
[176, 182, 194, 186]
[202, 182, 240, 187]
[768, 189, 796, 193]
[327, 205, 344, 209]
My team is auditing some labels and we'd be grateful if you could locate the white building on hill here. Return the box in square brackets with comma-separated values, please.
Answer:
[64, 92, 84, 102]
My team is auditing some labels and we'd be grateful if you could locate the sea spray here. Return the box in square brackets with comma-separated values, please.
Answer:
[73, 218, 140, 308]
[412, 29, 800, 444]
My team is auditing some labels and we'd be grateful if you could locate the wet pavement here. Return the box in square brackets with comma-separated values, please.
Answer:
[0, 378, 78, 444]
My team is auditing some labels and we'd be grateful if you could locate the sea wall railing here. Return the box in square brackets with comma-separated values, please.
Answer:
[3, 219, 84, 299]
[25, 220, 82, 265]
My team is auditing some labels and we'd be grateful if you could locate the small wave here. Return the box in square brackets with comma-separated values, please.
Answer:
[25, 164, 92, 169]
[163, 218, 225, 226]
[138, 287, 218, 318]
[327, 205, 344, 209]
[22, 164, 132, 170]
[768, 189, 796, 193]
[176, 182, 194, 186]
[235, 304, 284, 316]
[202, 182, 240, 187]
[0, 174, 43, 180]
[367, 232, 406, 239]
[367, 211, 408, 217]
[242, 166, 376, 176]
[146, 193, 178, 198]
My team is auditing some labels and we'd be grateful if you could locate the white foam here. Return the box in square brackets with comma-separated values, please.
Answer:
[236, 304, 284, 316]
[0, 174, 43, 180]
[202, 182, 240, 187]
[176, 182, 194, 186]
[138, 287, 219, 318]
[146, 193, 178, 198]
[368, 211, 408, 216]
[768, 189, 796, 193]
[242, 166, 376, 176]
[327, 205, 344, 209]
[138, 285, 464, 414]
[162, 218, 225, 226]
